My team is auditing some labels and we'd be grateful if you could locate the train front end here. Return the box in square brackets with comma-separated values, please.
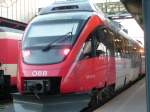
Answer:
[17, 0, 106, 97]
[17, 11, 92, 95]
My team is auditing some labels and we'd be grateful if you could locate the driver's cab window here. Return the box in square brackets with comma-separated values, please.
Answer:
[80, 34, 94, 60]
[83, 38, 92, 56]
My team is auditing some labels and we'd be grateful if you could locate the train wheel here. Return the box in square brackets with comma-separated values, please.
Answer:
[100, 85, 115, 102]
[88, 88, 103, 107]
[108, 85, 115, 97]
[88, 84, 115, 107]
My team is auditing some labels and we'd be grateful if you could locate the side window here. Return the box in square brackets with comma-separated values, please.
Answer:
[128, 40, 133, 58]
[80, 35, 94, 60]
[114, 35, 124, 58]
[95, 28, 107, 56]
[83, 38, 92, 57]
[96, 43, 107, 56]
[96, 27, 115, 57]
[104, 29, 115, 56]
[122, 38, 130, 58]
[79, 26, 115, 60]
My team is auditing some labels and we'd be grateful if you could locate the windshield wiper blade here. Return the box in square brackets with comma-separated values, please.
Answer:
[42, 32, 72, 52]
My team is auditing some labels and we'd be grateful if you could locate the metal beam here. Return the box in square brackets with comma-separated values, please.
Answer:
[143, 0, 150, 111]
[121, 0, 142, 14]
[0, 17, 27, 30]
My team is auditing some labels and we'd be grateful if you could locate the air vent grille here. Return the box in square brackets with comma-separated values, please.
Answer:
[52, 5, 79, 10]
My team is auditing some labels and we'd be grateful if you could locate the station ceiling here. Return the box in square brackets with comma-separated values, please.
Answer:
[121, 0, 143, 28]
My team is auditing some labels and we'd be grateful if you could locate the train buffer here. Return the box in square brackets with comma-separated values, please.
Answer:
[12, 93, 91, 112]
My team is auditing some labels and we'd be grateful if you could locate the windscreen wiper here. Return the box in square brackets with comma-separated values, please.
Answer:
[42, 32, 73, 52]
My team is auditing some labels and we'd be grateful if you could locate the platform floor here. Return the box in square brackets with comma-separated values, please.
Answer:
[95, 78, 147, 112]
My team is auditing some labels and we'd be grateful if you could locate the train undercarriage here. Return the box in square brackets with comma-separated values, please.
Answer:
[0, 69, 10, 97]
[12, 75, 144, 112]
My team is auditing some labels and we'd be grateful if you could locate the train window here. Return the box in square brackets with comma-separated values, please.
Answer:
[94, 28, 107, 56]
[124, 38, 128, 58]
[27, 22, 78, 38]
[96, 43, 107, 56]
[114, 35, 124, 58]
[23, 18, 86, 49]
[80, 26, 116, 59]
[105, 29, 115, 56]
[128, 40, 133, 58]
[83, 39, 92, 57]
[93, 27, 115, 57]
[22, 17, 87, 64]
[80, 36, 94, 59]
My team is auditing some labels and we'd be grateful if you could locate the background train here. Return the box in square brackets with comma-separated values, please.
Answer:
[0, 27, 23, 94]
[17, 0, 145, 104]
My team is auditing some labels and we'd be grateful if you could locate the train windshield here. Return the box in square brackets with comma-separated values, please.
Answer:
[22, 14, 88, 65]
[27, 21, 78, 38]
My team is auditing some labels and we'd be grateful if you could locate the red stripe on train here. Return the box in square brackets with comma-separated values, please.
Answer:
[0, 39, 19, 64]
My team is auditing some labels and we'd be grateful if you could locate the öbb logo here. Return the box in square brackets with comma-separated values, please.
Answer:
[32, 70, 48, 77]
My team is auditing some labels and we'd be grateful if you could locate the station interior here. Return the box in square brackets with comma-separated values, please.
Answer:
[0, 0, 149, 112]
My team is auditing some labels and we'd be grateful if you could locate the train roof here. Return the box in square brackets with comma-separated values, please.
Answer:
[117, 28, 141, 47]
[34, 0, 106, 24]
[39, 0, 99, 15]
[31, 11, 93, 24]
[107, 19, 142, 47]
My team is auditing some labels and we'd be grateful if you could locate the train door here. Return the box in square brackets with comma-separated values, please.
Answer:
[114, 34, 127, 89]
[75, 33, 96, 92]
[75, 26, 116, 92]
[130, 44, 141, 80]
[91, 27, 108, 89]
[103, 28, 116, 85]
[94, 27, 115, 86]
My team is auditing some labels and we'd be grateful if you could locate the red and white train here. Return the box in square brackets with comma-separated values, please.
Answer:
[17, 0, 145, 103]
[0, 27, 23, 93]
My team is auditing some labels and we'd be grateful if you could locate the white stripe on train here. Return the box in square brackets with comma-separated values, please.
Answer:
[1, 64, 17, 77]
[0, 32, 23, 40]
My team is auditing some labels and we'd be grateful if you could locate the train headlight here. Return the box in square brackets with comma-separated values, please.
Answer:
[22, 50, 31, 57]
[63, 48, 70, 55]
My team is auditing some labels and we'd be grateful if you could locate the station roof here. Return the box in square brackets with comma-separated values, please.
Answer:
[0, 17, 27, 31]
[121, 0, 143, 28]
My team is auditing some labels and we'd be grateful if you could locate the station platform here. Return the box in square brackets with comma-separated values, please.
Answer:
[94, 78, 147, 112]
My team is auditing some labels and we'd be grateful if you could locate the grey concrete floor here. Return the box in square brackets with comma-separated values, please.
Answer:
[94, 78, 147, 112]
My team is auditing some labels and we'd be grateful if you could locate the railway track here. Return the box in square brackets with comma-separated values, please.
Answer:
[0, 105, 5, 111]
[0, 99, 12, 112]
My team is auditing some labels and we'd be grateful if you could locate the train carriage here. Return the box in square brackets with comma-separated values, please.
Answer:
[0, 27, 23, 93]
[17, 0, 145, 105]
